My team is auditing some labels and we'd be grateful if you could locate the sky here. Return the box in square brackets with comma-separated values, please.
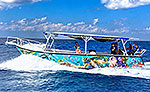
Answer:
[0, 0, 150, 40]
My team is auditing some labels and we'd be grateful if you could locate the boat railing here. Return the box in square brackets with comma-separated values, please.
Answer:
[5, 36, 44, 48]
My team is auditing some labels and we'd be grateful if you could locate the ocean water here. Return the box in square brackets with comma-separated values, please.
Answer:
[0, 38, 150, 92]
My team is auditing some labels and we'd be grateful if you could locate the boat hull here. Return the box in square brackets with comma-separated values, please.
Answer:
[17, 47, 144, 69]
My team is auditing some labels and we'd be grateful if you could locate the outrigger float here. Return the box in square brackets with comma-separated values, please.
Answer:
[6, 32, 146, 69]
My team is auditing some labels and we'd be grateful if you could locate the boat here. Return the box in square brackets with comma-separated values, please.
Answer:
[5, 32, 147, 69]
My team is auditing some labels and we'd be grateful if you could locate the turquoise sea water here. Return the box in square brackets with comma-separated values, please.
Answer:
[0, 38, 150, 92]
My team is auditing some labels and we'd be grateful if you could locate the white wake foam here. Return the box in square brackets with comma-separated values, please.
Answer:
[0, 54, 150, 79]
[0, 54, 66, 71]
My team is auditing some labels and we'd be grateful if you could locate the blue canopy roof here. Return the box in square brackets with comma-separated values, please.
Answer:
[44, 32, 130, 41]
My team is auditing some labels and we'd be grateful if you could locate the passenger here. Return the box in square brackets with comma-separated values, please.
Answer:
[74, 46, 82, 54]
[75, 41, 80, 49]
[74, 42, 82, 54]
[111, 43, 116, 54]
[127, 44, 134, 55]
[135, 46, 141, 55]
[132, 45, 139, 55]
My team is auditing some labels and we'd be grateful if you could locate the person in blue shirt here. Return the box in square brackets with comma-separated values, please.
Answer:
[127, 44, 134, 55]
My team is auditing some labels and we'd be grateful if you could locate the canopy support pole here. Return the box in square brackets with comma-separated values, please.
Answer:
[121, 39, 128, 55]
[81, 36, 92, 54]
[123, 40, 128, 46]
[50, 37, 54, 49]
[44, 33, 55, 49]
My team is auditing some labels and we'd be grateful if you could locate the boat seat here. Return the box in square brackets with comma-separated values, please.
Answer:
[88, 50, 96, 54]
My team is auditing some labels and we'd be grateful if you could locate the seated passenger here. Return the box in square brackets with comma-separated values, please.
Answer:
[132, 45, 139, 55]
[111, 43, 116, 54]
[136, 46, 141, 55]
[127, 44, 134, 55]
[74, 42, 82, 54]
[74, 46, 82, 54]
[75, 41, 80, 49]
[133, 45, 141, 55]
